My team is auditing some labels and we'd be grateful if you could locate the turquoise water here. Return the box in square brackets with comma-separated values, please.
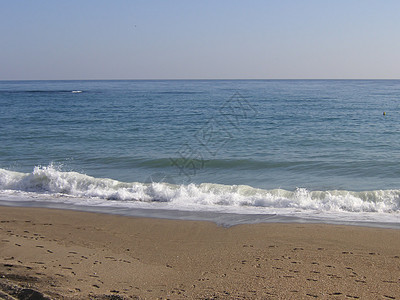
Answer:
[1, 80, 400, 226]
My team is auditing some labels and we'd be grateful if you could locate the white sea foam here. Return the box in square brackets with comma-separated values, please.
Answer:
[1, 166, 399, 221]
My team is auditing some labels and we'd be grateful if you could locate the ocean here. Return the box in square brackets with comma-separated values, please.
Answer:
[1, 80, 399, 227]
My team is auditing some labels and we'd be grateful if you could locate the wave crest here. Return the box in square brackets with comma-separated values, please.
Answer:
[0, 166, 399, 213]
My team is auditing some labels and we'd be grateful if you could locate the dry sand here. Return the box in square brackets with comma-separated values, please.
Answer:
[0, 206, 399, 299]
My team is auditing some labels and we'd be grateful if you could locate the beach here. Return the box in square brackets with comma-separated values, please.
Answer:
[2, 2, 400, 297]
[0, 206, 399, 299]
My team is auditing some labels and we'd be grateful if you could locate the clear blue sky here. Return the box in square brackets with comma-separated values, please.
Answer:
[1, 0, 400, 80]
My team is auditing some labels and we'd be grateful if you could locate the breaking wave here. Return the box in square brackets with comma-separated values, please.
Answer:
[1, 166, 399, 214]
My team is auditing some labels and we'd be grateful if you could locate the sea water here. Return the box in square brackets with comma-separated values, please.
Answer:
[0, 80, 399, 227]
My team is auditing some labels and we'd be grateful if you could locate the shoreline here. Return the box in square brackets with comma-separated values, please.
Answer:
[1, 206, 400, 299]
[1, 200, 399, 230]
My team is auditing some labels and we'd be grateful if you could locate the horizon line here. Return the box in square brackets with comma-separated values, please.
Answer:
[1, 78, 400, 82]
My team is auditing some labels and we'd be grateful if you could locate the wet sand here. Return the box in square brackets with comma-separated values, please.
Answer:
[0, 206, 399, 299]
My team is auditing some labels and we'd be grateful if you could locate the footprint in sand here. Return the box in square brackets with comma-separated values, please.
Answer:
[382, 280, 398, 283]
[306, 293, 318, 298]
[355, 279, 366, 284]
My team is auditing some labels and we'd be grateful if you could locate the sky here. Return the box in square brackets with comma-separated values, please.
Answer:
[1, 0, 400, 80]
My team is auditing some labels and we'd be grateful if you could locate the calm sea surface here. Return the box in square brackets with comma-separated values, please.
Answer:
[1, 80, 399, 227]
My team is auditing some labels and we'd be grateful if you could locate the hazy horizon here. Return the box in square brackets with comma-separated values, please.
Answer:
[2, 78, 400, 82]
[2, 1, 400, 80]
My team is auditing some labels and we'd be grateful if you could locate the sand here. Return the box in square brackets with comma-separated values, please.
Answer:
[0, 206, 399, 299]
